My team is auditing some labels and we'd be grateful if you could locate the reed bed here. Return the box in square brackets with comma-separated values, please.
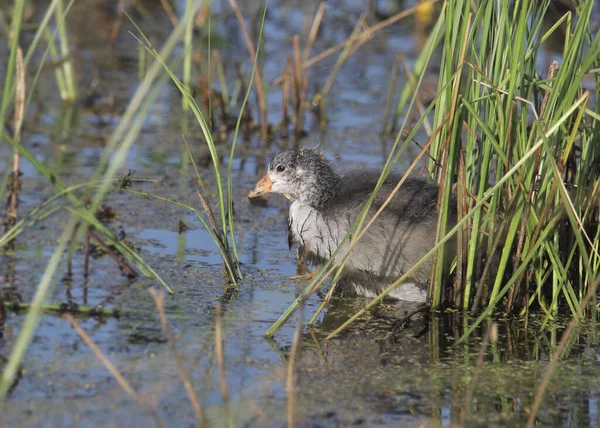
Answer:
[426, 0, 600, 327]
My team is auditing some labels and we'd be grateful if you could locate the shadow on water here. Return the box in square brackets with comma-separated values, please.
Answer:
[0, 0, 599, 426]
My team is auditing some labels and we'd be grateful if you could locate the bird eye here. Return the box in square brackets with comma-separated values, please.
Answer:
[276, 165, 286, 172]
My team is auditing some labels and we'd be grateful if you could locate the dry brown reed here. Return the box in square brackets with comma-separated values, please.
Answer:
[149, 289, 207, 426]
[227, 0, 269, 140]
[63, 313, 163, 427]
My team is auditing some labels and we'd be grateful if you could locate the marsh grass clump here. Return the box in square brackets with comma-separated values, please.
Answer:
[424, 0, 600, 324]
[388, 0, 600, 330]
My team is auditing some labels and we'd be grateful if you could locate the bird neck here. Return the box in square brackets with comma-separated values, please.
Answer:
[297, 167, 339, 209]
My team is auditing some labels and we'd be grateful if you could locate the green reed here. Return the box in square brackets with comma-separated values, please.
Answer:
[53, 0, 77, 101]
[182, 0, 193, 112]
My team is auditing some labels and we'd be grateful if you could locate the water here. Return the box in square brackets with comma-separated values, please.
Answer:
[0, 0, 599, 426]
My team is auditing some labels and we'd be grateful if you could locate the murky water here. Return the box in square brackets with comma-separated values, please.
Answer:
[1, 0, 600, 426]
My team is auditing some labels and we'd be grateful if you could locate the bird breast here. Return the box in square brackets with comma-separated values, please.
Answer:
[288, 200, 345, 261]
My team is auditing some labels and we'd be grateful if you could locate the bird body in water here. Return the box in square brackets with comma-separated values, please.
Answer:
[248, 148, 456, 302]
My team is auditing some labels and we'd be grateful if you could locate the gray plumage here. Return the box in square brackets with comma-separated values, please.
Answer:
[252, 148, 456, 302]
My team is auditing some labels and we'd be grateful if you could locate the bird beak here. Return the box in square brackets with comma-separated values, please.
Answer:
[248, 172, 273, 198]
